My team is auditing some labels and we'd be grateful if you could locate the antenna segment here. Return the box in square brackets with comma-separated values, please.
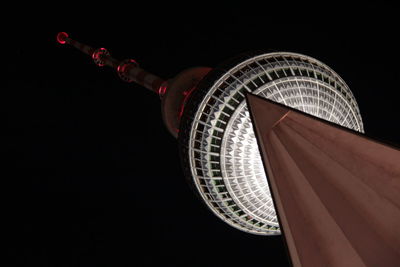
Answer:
[57, 32, 211, 137]
[56, 32, 165, 94]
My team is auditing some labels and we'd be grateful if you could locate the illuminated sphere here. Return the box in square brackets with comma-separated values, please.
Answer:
[179, 52, 364, 235]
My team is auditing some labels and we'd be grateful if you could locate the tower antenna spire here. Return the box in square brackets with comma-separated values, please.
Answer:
[56, 32, 211, 137]
[56, 32, 165, 94]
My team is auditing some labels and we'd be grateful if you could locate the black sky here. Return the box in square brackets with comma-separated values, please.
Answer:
[4, 4, 400, 267]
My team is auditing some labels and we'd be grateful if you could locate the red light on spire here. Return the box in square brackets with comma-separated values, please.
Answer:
[91, 48, 110, 67]
[158, 82, 167, 96]
[56, 32, 69, 44]
[178, 86, 196, 118]
[117, 59, 138, 82]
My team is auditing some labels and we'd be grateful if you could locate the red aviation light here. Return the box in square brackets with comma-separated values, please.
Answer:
[56, 32, 69, 44]
[158, 82, 168, 96]
[91, 48, 110, 67]
[117, 59, 138, 74]
[117, 59, 138, 82]
[178, 86, 197, 119]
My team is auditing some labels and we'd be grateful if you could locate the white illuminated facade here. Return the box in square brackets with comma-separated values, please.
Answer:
[179, 52, 364, 235]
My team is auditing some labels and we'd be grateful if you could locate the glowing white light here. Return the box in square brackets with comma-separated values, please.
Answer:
[183, 52, 364, 235]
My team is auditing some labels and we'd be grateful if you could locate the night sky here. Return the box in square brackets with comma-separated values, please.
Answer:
[4, 5, 400, 267]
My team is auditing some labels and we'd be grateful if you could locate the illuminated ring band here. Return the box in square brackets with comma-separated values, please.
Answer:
[92, 48, 110, 67]
[117, 59, 139, 82]
[178, 51, 364, 235]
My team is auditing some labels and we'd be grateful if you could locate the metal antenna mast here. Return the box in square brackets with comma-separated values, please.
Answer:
[57, 32, 211, 137]
[57, 32, 165, 93]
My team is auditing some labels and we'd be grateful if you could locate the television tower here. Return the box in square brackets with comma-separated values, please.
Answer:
[57, 32, 364, 235]
[247, 94, 400, 266]
[58, 32, 400, 267]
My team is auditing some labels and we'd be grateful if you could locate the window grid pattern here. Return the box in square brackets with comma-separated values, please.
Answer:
[188, 52, 364, 235]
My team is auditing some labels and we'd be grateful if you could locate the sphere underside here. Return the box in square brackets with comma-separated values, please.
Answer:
[179, 52, 364, 235]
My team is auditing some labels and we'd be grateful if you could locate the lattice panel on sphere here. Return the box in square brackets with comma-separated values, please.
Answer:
[181, 52, 364, 235]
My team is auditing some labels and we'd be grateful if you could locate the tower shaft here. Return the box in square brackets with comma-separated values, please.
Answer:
[247, 94, 400, 267]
